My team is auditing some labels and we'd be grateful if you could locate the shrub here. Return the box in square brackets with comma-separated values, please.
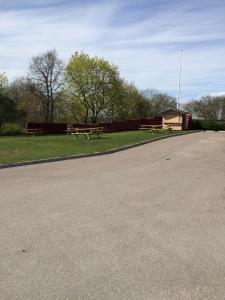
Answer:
[190, 120, 225, 131]
[190, 119, 202, 130]
[0, 94, 17, 126]
[0, 123, 25, 136]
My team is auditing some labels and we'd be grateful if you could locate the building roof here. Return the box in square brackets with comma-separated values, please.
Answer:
[157, 109, 188, 116]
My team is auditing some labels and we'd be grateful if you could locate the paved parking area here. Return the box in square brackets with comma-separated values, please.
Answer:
[0, 132, 225, 299]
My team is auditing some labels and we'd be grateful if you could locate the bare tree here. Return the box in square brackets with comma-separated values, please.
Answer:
[141, 89, 177, 115]
[29, 49, 64, 122]
[184, 96, 225, 120]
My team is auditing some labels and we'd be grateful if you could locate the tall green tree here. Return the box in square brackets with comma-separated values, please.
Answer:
[54, 89, 87, 122]
[112, 81, 142, 120]
[65, 52, 120, 123]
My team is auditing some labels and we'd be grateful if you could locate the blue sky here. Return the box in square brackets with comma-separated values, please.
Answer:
[0, 0, 225, 101]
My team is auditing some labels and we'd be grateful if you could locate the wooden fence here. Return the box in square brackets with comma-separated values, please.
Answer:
[27, 117, 162, 134]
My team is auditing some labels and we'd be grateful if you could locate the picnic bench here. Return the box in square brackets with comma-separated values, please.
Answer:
[164, 122, 182, 129]
[26, 128, 44, 135]
[65, 127, 76, 134]
[139, 124, 171, 133]
[71, 127, 104, 140]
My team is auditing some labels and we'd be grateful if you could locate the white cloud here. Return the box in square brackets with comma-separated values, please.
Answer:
[210, 92, 225, 97]
[0, 0, 225, 101]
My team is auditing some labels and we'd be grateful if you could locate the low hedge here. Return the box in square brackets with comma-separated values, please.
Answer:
[0, 123, 25, 136]
[190, 120, 225, 131]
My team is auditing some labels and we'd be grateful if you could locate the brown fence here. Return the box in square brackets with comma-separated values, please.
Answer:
[27, 122, 67, 134]
[27, 117, 162, 134]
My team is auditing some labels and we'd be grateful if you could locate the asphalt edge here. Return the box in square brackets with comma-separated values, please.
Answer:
[0, 131, 199, 169]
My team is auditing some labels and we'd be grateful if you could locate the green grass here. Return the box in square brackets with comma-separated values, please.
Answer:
[0, 131, 180, 164]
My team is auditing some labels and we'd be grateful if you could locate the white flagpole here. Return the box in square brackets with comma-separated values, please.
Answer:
[177, 48, 182, 110]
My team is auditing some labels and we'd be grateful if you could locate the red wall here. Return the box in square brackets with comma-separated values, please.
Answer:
[184, 113, 192, 130]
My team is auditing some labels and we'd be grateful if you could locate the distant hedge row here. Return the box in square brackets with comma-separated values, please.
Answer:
[190, 120, 225, 131]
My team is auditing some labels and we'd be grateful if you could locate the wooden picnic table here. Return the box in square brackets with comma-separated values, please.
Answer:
[140, 124, 163, 130]
[164, 122, 182, 127]
[26, 128, 44, 135]
[139, 124, 171, 132]
[71, 127, 104, 140]
[65, 128, 76, 134]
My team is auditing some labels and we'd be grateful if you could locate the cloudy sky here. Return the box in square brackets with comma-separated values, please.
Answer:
[0, 0, 225, 101]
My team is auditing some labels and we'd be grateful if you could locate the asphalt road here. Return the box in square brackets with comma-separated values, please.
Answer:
[1, 132, 225, 300]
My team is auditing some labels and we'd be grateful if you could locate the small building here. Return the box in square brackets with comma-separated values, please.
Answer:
[158, 109, 191, 131]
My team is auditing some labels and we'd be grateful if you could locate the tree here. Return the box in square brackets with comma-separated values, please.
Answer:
[184, 95, 225, 120]
[0, 72, 8, 94]
[0, 94, 17, 126]
[142, 89, 177, 115]
[135, 96, 152, 119]
[54, 89, 87, 122]
[220, 96, 225, 119]
[151, 93, 177, 114]
[65, 52, 120, 123]
[111, 80, 144, 120]
[183, 100, 196, 116]
[9, 77, 41, 122]
[141, 88, 159, 100]
[0, 73, 16, 126]
[29, 49, 64, 122]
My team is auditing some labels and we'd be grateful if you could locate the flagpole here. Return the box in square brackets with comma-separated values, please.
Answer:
[177, 48, 182, 110]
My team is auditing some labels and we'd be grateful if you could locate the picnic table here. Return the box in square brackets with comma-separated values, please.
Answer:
[71, 127, 104, 140]
[26, 128, 44, 135]
[164, 122, 182, 129]
[139, 124, 171, 132]
[65, 128, 76, 134]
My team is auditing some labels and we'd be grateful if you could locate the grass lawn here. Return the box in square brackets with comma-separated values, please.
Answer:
[0, 130, 180, 164]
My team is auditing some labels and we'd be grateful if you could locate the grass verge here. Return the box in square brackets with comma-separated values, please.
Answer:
[0, 131, 182, 165]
